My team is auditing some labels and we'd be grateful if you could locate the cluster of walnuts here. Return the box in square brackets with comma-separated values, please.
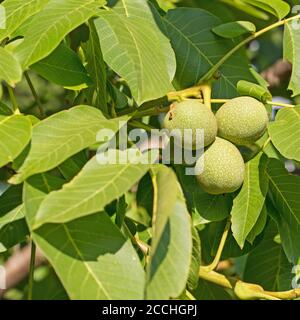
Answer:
[164, 97, 269, 195]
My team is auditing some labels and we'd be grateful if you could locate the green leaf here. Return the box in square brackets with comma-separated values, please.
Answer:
[145, 165, 192, 299]
[243, 0, 290, 19]
[0, 102, 13, 116]
[0, 47, 22, 86]
[249, 67, 270, 89]
[95, 0, 175, 105]
[33, 150, 156, 228]
[194, 279, 232, 300]
[0, 183, 28, 252]
[244, 220, 293, 291]
[268, 106, 300, 162]
[24, 174, 65, 226]
[25, 266, 68, 300]
[237, 80, 272, 103]
[0, 205, 28, 252]
[0, 0, 49, 42]
[58, 151, 88, 181]
[212, 21, 256, 38]
[23, 174, 145, 300]
[35, 213, 145, 299]
[0, 115, 32, 168]
[10, 106, 128, 183]
[163, 8, 255, 98]
[246, 205, 267, 244]
[187, 226, 201, 291]
[31, 43, 92, 90]
[201, 219, 263, 263]
[0, 184, 23, 213]
[14, 0, 105, 68]
[231, 152, 269, 248]
[266, 159, 300, 264]
[284, 21, 300, 97]
[82, 20, 107, 113]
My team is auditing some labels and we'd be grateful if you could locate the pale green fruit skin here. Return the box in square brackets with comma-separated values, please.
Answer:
[163, 100, 217, 149]
[216, 96, 269, 146]
[196, 138, 245, 195]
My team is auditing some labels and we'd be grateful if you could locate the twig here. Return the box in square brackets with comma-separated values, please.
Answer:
[24, 71, 45, 118]
[199, 14, 300, 82]
[198, 267, 300, 300]
[7, 86, 20, 113]
[27, 241, 36, 300]
[202, 218, 231, 272]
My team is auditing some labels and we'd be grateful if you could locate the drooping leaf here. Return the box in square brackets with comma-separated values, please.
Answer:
[237, 80, 272, 103]
[244, 220, 293, 291]
[32, 150, 157, 228]
[0, 47, 22, 86]
[231, 152, 269, 248]
[266, 159, 300, 264]
[95, 0, 176, 105]
[243, 0, 290, 20]
[82, 20, 107, 113]
[162, 8, 255, 98]
[10, 106, 129, 183]
[0, 115, 32, 168]
[212, 21, 256, 38]
[246, 205, 267, 244]
[284, 21, 300, 97]
[268, 106, 300, 162]
[23, 174, 145, 300]
[0, 0, 49, 42]
[31, 43, 92, 90]
[146, 165, 192, 299]
[14, 0, 105, 68]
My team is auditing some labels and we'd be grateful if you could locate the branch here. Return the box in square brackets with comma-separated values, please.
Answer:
[199, 14, 300, 83]
[202, 218, 231, 272]
[198, 267, 300, 300]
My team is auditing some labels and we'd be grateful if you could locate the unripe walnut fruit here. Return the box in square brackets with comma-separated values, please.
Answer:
[215, 96, 269, 146]
[163, 100, 217, 149]
[195, 137, 245, 195]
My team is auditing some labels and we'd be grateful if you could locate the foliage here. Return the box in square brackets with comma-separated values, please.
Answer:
[0, 0, 299, 300]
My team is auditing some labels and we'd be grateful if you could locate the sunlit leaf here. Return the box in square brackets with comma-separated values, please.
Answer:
[14, 0, 105, 68]
[268, 106, 300, 162]
[10, 106, 128, 183]
[95, 0, 175, 105]
[0, 115, 31, 168]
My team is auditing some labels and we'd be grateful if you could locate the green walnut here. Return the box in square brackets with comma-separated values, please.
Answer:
[163, 100, 217, 149]
[215, 96, 269, 145]
[195, 138, 245, 195]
